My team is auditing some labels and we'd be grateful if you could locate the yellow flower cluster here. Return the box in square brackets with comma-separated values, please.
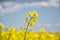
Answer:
[0, 27, 60, 40]
[28, 10, 38, 19]
[25, 10, 38, 27]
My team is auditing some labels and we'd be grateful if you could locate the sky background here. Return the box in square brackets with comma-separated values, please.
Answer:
[0, 0, 60, 32]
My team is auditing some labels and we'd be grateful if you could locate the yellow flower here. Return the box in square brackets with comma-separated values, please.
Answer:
[20, 27, 27, 32]
[0, 23, 4, 28]
[29, 29, 34, 33]
[28, 12, 34, 18]
[28, 10, 38, 19]
[29, 39, 32, 40]
[40, 28, 45, 33]
[33, 11, 38, 19]
[8, 26, 16, 32]
[25, 18, 28, 23]
[49, 34, 54, 38]
[22, 28, 27, 32]
[29, 21, 35, 26]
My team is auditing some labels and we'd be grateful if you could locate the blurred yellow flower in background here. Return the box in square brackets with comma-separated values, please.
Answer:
[20, 27, 27, 32]
[8, 26, 16, 32]
[0, 23, 4, 28]
[40, 28, 45, 33]
[29, 29, 34, 33]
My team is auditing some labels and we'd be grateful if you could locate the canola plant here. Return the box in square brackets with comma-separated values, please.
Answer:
[0, 11, 60, 40]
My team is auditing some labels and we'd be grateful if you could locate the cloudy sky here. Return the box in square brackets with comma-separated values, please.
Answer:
[0, 0, 60, 32]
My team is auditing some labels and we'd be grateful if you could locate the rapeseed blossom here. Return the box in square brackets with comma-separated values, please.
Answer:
[25, 18, 28, 23]
[40, 28, 45, 33]
[0, 25, 59, 40]
[0, 23, 4, 28]
[24, 10, 39, 40]
[28, 10, 38, 19]
[29, 21, 35, 26]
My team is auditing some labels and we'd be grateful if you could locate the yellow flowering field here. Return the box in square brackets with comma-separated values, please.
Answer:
[0, 11, 60, 40]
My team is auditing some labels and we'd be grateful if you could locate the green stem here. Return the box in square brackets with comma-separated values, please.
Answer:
[24, 18, 32, 40]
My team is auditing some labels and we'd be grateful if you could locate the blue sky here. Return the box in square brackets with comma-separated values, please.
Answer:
[0, 0, 60, 32]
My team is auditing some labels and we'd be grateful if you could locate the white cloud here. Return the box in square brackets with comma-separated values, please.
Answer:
[56, 22, 60, 27]
[39, 2, 49, 7]
[0, 2, 23, 15]
[48, 0, 60, 7]
[0, 0, 59, 16]
[40, 24, 52, 27]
